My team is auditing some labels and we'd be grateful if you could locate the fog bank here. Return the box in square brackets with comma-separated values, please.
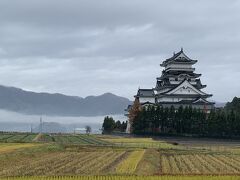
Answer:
[0, 109, 126, 133]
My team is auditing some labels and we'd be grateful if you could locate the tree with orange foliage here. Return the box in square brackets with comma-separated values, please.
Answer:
[128, 98, 142, 133]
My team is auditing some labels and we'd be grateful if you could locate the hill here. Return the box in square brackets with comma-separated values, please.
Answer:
[225, 96, 240, 112]
[0, 85, 131, 116]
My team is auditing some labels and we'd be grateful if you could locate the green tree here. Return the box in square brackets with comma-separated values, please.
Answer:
[85, 125, 92, 135]
[153, 106, 161, 133]
[191, 108, 199, 134]
[176, 106, 183, 134]
[229, 110, 236, 136]
[102, 116, 115, 133]
[168, 106, 176, 133]
[121, 121, 127, 132]
[115, 120, 121, 130]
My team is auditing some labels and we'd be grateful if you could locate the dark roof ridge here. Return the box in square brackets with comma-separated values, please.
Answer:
[138, 88, 154, 91]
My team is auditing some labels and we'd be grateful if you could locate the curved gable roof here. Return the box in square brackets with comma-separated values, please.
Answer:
[161, 49, 197, 67]
[165, 79, 208, 96]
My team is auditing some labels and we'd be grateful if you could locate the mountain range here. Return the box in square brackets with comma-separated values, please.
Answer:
[0, 85, 131, 116]
[0, 85, 227, 117]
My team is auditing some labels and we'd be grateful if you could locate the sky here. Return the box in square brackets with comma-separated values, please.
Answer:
[0, 0, 240, 102]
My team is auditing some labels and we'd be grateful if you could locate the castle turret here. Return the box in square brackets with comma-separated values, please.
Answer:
[155, 49, 214, 112]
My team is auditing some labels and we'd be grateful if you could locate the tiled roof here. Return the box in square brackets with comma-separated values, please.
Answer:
[136, 89, 155, 97]
[161, 49, 197, 67]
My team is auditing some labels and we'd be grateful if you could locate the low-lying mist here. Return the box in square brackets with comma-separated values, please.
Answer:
[0, 110, 126, 134]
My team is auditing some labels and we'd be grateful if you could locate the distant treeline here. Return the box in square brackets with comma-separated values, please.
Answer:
[131, 97, 240, 137]
[102, 116, 127, 133]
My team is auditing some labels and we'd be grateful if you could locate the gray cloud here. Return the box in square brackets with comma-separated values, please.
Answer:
[0, 0, 240, 102]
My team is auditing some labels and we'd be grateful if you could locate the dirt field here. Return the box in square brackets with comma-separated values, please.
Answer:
[1, 133, 240, 177]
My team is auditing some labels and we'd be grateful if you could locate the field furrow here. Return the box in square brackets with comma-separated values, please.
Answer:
[183, 155, 201, 174]
[115, 150, 145, 174]
[213, 155, 240, 173]
[168, 155, 181, 174]
[102, 151, 129, 174]
[160, 155, 171, 174]
[76, 151, 114, 174]
[5, 153, 73, 176]
[193, 155, 215, 174]
[91, 152, 126, 173]
[47, 152, 98, 175]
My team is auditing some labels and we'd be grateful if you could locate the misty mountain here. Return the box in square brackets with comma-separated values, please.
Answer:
[0, 85, 131, 116]
[214, 102, 227, 108]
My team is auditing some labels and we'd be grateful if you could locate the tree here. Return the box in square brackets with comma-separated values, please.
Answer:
[121, 121, 127, 132]
[207, 109, 217, 136]
[102, 116, 115, 133]
[132, 107, 147, 134]
[128, 98, 142, 133]
[225, 97, 240, 114]
[115, 120, 122, 130]
[176, 106, 183, 134]
[129, 98, 240, 137]
[229, 110, 236, 136]
[153, 106, 161, 133]
[85, 125, 92, 135]
[168, 106, 176, 133]
[191, 108, 199, 134]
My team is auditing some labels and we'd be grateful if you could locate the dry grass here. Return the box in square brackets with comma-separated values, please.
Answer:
[115, 150, 145, 174]
[1, 176, 240, 180]
[135, 149, 160, 175]
[0, 149, 127, 176]
[2, 134, 240, 177]
[0, 143, 39, 154]
[99, 136, 177, 149]
[159, 153, 240, 175]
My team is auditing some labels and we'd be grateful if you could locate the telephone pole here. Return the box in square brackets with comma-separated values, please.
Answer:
[40, 116, 43, 133]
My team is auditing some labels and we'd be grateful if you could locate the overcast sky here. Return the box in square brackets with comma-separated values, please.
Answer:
[0, 0, 240, 102]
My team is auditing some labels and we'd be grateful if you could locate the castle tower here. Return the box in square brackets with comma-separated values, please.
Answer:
[134, 48, 214, 112]
[125, 49, 215, 133]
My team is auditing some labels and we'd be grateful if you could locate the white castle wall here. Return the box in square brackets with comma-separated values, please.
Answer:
[157, 97, 194, 103]
[139, 97, 155, 103]
[166, 63, 192, 69]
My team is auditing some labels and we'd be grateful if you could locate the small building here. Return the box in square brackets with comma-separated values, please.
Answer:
[74, 128, 86, 134]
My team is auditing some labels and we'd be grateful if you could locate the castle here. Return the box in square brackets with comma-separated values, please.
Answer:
[126, 49, 215, 133]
